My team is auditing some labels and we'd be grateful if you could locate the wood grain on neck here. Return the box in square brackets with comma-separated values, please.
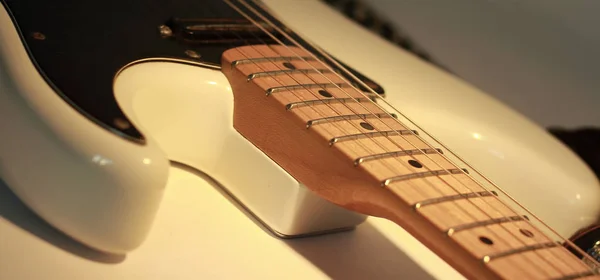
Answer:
[221, 45, 598, 280]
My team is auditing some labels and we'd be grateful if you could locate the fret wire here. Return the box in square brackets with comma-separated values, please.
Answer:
[382, 168, 465, 187]
[285, 97, 373, 110]
[413, 190, 497, 210]
[266, 83, 348, 96]
[306, 113, 390, 128]
[446, 215, 524, 236]
[354, 148, 441, 166]
[248, 69, 330, 81]
[330, 130, 417, 146]
[232, 55, 315, 66]
[229, 1, 589, 276]
[482, 242, 560, 263]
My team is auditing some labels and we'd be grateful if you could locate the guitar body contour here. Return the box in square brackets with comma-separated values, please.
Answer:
[0, 0, 598, 278]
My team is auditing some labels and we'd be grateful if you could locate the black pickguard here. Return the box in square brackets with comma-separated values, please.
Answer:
[1, 0, 384, 143]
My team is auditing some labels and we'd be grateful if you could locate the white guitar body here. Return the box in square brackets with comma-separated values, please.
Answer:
[0, 0, 598, 279]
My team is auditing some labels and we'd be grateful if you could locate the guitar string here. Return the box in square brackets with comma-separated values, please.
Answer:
[230, 0, 580, 270]
[224, 0, 584, 276]
[222, 0, 578, 277]
[193, 0, 592, 278]
[226, 47, 548, 278]
[243, 0, 600, 270]
[239, 5, 600, 277]
[240, 0, 598, 268]
[230, 0, 598, 274]
[219, 32, 552, 279]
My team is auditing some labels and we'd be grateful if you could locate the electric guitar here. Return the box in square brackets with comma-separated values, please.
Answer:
[0, 0, 598, 279]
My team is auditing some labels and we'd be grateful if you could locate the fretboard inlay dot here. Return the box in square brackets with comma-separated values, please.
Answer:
[282, 62, 296, 69]
[519, 229, 534, 238]
[359, 122, 375, 130]
[479, 236, 494, 246]
[318, 89, 333, 98]
[408, 159, 423, 168]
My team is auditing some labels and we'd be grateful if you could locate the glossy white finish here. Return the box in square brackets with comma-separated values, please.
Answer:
[0, 0, 599, 279]
[0, 5, 366, 254]
[0, 166, 464, 280]
[0, 6, 170, 254]
[114, 61, 366, 237]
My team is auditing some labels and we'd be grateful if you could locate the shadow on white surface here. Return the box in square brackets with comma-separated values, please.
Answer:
[285, 223, 436, 280]
[0, 164, 438, 279]
[187, 164, 437, 280]
[0, 178, 126, 264]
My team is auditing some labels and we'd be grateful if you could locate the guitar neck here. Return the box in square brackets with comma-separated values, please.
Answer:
[221, 44, 597, 279]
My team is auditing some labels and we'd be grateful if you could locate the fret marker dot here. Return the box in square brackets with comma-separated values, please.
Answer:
[359, 122, 374, 130]
[318, 90, 333, 98]
[283, 62, 296, 69]
[519, 229, 534, 238]
[408, 159, 423, 168]
[479, 236, 494, 245]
